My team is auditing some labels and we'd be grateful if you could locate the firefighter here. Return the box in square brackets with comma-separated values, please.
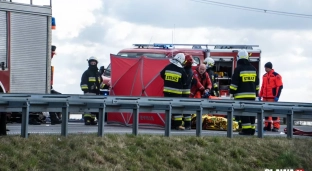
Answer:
[160, 53, 187, 130]
[259, 62, 283, 132]
[190, 64, 212, 98]
[229, 49, 260, 135]
[80, 56, 106, 125]
[203, 57, 220, 97]
[182, 54, 196, 130]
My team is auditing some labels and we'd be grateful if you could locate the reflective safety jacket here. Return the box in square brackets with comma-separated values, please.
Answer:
[259, 69, 283, 99]
[80, 69, 105, 95]
[190, 69, 212, 97]
[160, 63, 187, 95]
[229, 59, 260, 99]
[207, 68, 220, 97]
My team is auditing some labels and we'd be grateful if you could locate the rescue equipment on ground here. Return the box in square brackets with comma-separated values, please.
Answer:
[190, 114, 239, 131]
[284, 127, 312, 137]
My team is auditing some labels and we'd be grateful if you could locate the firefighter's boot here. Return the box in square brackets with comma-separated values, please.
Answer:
[239, 128, 252, 135]
[50, 112, 62, 125]
[29, 117, 41, 125]
[184, 114, 192, 130]
[83, 113, 92, 125]
[272, 128, 279, 132]
[90, 114, 97, 125]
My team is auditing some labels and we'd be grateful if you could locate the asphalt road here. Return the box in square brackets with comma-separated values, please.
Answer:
[5, 122, 312, 138]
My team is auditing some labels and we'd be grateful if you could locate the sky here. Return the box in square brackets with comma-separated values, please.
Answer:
[13, 0, 312, 103]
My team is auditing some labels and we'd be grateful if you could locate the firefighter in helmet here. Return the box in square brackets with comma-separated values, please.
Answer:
[182, 54, 197, 129]
[229, 49, 260, 135]
[160, 53, 187, 130]
[203, 57, 220, 97]
[80, 56, 106, 125]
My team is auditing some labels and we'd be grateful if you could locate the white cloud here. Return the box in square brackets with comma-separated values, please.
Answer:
[48, 1, 312, 103]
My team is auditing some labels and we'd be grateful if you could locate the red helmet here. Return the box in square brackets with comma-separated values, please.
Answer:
[184, 53, 194, 67]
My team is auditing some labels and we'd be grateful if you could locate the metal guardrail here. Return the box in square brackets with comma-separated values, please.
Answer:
[0, 93, 312, 139]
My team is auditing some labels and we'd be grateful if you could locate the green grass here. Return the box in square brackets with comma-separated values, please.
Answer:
[0, 134, 311, 171]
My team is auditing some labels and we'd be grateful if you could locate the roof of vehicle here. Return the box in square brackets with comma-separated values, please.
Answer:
[117, 43, 261, 54]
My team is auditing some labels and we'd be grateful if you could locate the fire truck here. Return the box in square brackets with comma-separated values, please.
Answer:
[0, 1, 61, 125]
[105, 43, 261, 97]
[105, 43, 261, 127]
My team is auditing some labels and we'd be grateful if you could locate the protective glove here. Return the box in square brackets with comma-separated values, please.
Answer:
[274, 97, 279, 102]
[258, 97, 261, 101]
[202, 91, 210, 98]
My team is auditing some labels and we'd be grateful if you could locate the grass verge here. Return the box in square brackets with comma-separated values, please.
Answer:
[0, 134, 311, 171]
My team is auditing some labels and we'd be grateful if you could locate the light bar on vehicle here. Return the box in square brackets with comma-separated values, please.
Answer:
[52, 17, 56, 30]
[133, 43, 259, 50]
[133, 43, 175, 49]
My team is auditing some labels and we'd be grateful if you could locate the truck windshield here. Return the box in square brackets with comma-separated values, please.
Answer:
[117, 52, 166, 58]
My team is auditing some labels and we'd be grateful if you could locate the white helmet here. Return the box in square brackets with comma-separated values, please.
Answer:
[88, 56, 98, 64]
[169, 53, 185, 68]
[204, 57, 214, 68]
[237, 50, 249, 60]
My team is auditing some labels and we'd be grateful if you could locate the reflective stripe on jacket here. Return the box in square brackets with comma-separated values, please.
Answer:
[80, 69, 104, 94]
[229, 59, 260, 100]
[160, 63, 187, 95]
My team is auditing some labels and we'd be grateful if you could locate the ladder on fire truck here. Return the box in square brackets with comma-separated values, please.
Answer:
[133, 43, 259, 50]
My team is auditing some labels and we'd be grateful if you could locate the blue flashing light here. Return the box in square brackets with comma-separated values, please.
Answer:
[52, 17, 56, 26]
[153, 43, 174, 49]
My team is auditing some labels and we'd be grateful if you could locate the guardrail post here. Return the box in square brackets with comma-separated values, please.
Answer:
[164, 105, 172, 137]
[98, 103, 106, 137]
[21, 101, 30, 138]
[132, 104, 139, 136]
[287, 109, 294, 138]
[227, 106, 233, 138]
[257, 108, 264, 138]
[61, 102, 69, 137]
[196, 106, 203, 137]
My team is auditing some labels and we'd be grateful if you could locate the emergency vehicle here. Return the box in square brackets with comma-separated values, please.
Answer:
[106, 43, 261, 97]
[0, 1, 57, 124]
[106, 43, 261, 128]
[0, 1, 53, 94]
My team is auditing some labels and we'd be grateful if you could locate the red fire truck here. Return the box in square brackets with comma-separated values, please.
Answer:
[106, 43, 261, 127]
[0, 1, 60, 125]
[105, 43, 261, 97]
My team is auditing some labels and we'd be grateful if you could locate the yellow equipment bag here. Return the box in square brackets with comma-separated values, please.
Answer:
[190, 114, 239, 131]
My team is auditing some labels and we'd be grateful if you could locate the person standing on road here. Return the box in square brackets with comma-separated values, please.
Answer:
[181, 54, 196, 130]
[259, 62, 283, 132]
[80, 56, 105, 125]
[229, 49, 260, 135]
[160, 53, 187, 130]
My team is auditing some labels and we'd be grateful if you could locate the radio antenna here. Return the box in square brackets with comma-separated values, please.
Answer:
[171, 24, 175, 57]
[148, 36, 153, 45]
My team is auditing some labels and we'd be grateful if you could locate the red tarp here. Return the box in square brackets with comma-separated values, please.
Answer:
[107, 54, 170, 127]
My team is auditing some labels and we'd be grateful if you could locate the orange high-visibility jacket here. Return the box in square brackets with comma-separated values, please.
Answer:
[259, 69, 283, 99]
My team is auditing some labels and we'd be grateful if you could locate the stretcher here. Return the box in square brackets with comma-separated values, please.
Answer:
[284, 127, 312, 136]
[190, 114, 240, 131]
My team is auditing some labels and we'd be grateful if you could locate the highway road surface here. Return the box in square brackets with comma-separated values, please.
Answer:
[5, 122, 312, 138]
